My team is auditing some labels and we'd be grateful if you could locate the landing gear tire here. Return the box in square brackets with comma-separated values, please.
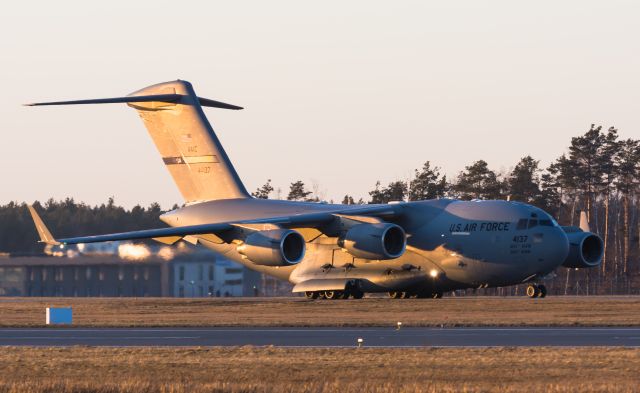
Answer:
[317, 291, 326, 299]
[526, 284, 540, 298]
[305, 291, 319, 299]
[388, 291, 402, 299]
[325, 290, 344, 300]
[537, 284, 547, 298]
[432, 291, 443, 299]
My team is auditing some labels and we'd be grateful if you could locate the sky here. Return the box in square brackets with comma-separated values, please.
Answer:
[1, 0, 639, 208]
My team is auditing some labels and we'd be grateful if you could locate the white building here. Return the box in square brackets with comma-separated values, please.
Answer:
[170, 251, 257, 297]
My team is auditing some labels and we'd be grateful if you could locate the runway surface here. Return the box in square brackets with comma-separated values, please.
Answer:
[1, 327, 640, 347]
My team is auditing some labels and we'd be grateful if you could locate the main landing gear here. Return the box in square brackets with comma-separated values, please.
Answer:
[388, 291, 443, 299]
[526, 284, 547, 298]
[304, 288, 365, 300]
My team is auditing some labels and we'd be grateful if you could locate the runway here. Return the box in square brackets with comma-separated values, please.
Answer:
[1, 327, 640, 347]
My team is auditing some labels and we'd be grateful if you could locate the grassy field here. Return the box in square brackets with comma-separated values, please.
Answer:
[1, 296, 640, 327]
[0, 346, 638, 392]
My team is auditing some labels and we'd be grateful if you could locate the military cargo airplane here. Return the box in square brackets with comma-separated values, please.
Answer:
[26, 80, 603, 299]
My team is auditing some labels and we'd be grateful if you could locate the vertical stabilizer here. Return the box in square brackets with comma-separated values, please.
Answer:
[26, 80, 249, 203]
[127, 80, 249, 203]
[579, 211, 590, 232]
[27, 205, 60, 245]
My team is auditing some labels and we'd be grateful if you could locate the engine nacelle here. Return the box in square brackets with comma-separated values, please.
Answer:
[338, 223, 406, 260]
[562, 231, 604, 268]
[237, 229, 305, 266]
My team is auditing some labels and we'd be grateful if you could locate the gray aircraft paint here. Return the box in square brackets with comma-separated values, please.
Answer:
[26, 80, 601, 296]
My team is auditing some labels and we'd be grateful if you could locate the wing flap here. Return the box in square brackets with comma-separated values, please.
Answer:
[152, 236, 184, 245]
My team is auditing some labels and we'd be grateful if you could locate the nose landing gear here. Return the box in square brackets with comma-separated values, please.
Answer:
[526, 284, 547, 298]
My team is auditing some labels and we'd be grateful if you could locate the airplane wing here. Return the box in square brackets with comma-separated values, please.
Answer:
[27, 204, 401, 246]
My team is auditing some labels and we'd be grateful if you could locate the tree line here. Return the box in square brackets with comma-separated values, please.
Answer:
[0, 198, 167, 254]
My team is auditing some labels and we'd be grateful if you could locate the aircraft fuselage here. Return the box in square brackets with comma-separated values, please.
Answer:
[161, 198, 569, 294]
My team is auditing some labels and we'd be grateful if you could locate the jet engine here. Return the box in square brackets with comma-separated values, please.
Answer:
[237, 229, 306, 266]
[561, 231, 604, 268]
[338, 223, 406, 260]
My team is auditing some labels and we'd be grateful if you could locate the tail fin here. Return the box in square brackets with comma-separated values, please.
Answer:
[579, 211, 590, 232]
[27, 205, 60, 245]
[27, 80, 250, 203]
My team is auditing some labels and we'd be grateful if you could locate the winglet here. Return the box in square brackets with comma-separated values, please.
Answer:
[27, 205, 60, 245]
[579, 211, 590, 232]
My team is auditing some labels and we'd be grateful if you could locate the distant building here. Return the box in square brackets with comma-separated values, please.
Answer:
[169, 256, 259, 297]
[0, 248, 260, 297]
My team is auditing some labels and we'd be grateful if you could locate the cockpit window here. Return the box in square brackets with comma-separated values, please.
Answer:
[516, 219, 528, 230]
[540, 219, 553, 227]
[517, 217, 556, 230]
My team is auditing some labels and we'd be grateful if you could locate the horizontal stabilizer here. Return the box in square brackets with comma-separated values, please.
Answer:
[25, 94, 243, 110]
[197, 97, 244, 110]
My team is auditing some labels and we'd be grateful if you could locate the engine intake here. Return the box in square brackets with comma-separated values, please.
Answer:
[237, 229, 305, 266]
[338, 223, 406, 260]
[562, 231, 604, 268]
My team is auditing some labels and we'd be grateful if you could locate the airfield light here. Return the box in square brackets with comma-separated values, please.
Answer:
[357, 338, 364, 348]
[430, 269, 439, 278]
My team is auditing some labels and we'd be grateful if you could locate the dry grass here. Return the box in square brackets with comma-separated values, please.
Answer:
[0, 346, 638, 392]
[1, 296, 640, 327]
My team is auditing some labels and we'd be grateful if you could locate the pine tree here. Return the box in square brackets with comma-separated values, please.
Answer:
[598, 127, 619, 274]
[546, 154, 579, 224]
[453, 160, 502, 200]
[614, 138, 640, 273]
[567, 125, 606, 222]
[252, 179, 274, 199]
[287, 180, 312, 201]
[341, 195, 355, 205]
[537, 172, 562, 218]
[408, 161, 448, 201]
[369, 181, 385, 204]
[507, 156, 542, 204]
[368, 180, 407, 204]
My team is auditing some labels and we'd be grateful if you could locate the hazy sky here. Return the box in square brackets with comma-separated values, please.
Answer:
[1, 0, 638, 208]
